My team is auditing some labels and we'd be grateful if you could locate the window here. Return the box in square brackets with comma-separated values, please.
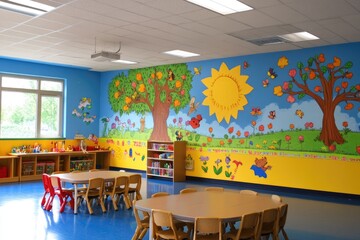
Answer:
[0, 75, 64, 138]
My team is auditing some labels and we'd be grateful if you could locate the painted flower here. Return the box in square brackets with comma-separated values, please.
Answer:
[342, 121, 348, 128]
[111, 123, 116, 129]
[228, 127, 234, 134]
[268, 123, 273, 129]
[288, 69, 297, 78]
[282, 81, 289, 91]
[287, 95, 295, 103]
[258, 125, 264, 132]
[225, 156, 231, 165]
[209, 127, 213, 133]
[251, 121, 256, 126]
[298, 135, 304, 142]
[236, 130, 241, 137]
[289, 124, 295, 130]
[285, 135, 291, 142]
[273, 86, 283, 96]
[244, 131, 250, 137]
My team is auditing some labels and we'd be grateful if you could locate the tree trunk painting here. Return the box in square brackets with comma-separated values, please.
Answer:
[320, 106, 344, 146]
[149, 89, 172, 141]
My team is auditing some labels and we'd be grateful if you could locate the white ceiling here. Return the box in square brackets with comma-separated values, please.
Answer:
[0, 0, 360, 72]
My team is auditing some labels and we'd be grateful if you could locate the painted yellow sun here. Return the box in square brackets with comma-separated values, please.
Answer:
[202, 62, 253, 123]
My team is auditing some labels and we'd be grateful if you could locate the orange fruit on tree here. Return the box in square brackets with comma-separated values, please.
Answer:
[125, 97, 132, 104]
[136, 73, 142, 81]
[156, 71, 163, 80]
[309, 70, 316, 80]
[342, 81, 348, 89]
[123, 105, 129, 111]
[114, 91, 120, 99]
[175, 80, 182, 88]
[138, 84, 145, 92]
[115, 80, 120, 87]
[174, 99, 180, 107]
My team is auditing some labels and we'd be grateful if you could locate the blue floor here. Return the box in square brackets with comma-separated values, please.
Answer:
[0, 173, 360, 240]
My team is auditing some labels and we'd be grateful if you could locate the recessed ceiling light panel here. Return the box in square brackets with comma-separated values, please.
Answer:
[0, 0, 54, 16]
[112, 59, 137, 64]
[186, 0, 252, 15]
[163, 50, 200, 58]
[279, 32, 319, 42]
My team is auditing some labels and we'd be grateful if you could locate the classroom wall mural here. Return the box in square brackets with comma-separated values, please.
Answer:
[99, 43, 360, 195]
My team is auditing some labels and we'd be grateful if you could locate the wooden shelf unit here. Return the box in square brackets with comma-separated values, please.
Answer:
[3, 150, 111, 183]
[0, 156, 19, 183]
[147, 140, 186, 182]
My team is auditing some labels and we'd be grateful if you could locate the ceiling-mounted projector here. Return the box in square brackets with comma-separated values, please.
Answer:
[91, 51, 120, 62]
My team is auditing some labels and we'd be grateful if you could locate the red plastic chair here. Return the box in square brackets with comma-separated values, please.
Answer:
[41, 173, 54, 211]
[50, 176, 75, 213]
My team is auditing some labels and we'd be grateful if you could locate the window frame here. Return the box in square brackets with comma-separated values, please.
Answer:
[0, 74, 64, 139]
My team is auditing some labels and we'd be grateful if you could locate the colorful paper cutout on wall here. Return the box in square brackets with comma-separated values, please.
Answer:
[250, 157, 272, 178]
[72, 97, 96, 124]
[202, 62, 253, 123]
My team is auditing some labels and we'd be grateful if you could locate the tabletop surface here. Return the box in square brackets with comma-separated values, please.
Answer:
[136, 191, 283, 222]
[53, 171, 139, 184]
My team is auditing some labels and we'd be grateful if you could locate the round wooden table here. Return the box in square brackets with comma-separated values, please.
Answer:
[135, 191, 283, 239]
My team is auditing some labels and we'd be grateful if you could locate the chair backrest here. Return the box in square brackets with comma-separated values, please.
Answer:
[240, 189, 258, 195]
[204, 187, 224, 192]
[151, 192, 169, 198]
[50, 176, 63, 193]
[114, 175, 129, 189]
[152, 209, 174, 229]
[271, 194, 282, 202]
[87, 177, 104, 196]
[129, 174, 141, 190]
[194, 217, 222, 239]
[179, 188, 197, 194]
[42, 173, 54, 194]
[279, 203, 288, 228]
[258, 208, 279, 238]
[236, 212, 262, 239]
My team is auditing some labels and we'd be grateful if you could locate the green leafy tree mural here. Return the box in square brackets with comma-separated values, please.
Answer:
[108, 64, 193, 141]
[274, 54, 359, 146]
